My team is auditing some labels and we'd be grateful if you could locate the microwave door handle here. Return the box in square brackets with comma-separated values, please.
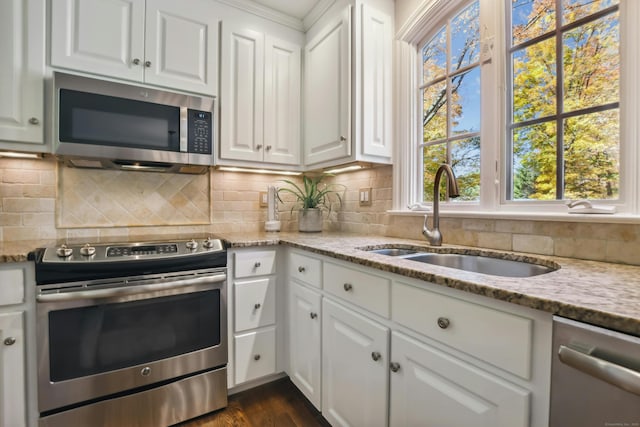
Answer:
[37, 272, 226, 303]
[180, 107, 188, 152]
[558, 345, 640, 396]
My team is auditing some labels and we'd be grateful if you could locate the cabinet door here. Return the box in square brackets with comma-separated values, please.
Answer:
[50, 0, 145, 81]
[304, 7, 351, 166]
[0, 312, 26, 427]
[361, 5, 392, 159]
[0, 0, 44, 146]
[220, 24, 264, 162]
[322, 299, 388, 427]
[263, 36, 301, 166]
[390, 332, 530, 427]
[144, 0, 218, 95]
[288, 282, 321, 409]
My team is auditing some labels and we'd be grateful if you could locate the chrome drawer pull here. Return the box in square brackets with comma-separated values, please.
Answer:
[310, 312, 318, 319]
[390, 362, 401, 373]
[371, 352, 381, 362]
[254, 354, 261, 361]
[437, 317, 450, 329]
[3, 337, 16, 346]
[254, 303, 261, 310]
[343, 283, 353, 292]
[298, 266, 306, 273]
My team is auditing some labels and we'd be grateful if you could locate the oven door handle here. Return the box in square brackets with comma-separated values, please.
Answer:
[558, 344, 640, 396]
[37, 273, 227, 302]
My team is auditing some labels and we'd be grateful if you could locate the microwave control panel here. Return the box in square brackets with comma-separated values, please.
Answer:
[188, 109, 212, 154]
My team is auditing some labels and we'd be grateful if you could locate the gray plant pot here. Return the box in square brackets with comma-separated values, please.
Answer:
[298, 208, 323, 232]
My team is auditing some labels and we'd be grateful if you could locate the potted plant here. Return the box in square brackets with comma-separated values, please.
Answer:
[277, 175, 343, 232]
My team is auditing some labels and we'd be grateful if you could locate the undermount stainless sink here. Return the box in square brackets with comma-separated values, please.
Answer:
[401, 253, 554, 277]
[367, 248, 417, 256]
[363, 247, 556, 277]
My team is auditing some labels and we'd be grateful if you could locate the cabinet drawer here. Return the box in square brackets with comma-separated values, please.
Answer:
[234, 249, 276, 278]
[234, 327, 276, 384]
[392, 281, 533, 379]
[289, 251, 322, 288]
[323, 262, 390, 317]
[234, 277, 276, 332]
[0, 269, 25, 306]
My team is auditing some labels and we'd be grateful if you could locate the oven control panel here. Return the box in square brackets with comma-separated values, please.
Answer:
[38, 238, 225, 263]
[107, 244, 178, 257]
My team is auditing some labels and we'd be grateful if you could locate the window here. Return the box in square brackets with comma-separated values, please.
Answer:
[398, 0, 638, 216]
[420, 1, 481, 203]
[508, 0, 620, 201]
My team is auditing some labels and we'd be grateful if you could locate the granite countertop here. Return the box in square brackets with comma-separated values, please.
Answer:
[2, 232, 639, 336]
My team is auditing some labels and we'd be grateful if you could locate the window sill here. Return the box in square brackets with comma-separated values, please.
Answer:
[387, 209, 640, 224]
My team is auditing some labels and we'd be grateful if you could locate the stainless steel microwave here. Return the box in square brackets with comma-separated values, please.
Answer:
[53, 72, 215, 173]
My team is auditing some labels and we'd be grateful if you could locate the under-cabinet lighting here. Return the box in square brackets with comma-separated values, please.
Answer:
[0, 151, 42, 159]
[323, 165, 365, 174]
[217, 166, 302, 176]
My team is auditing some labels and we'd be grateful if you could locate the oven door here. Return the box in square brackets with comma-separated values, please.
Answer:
[36, 269, 227, 414]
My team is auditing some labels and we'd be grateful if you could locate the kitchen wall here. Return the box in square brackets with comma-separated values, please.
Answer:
[2, 157, 639, 266]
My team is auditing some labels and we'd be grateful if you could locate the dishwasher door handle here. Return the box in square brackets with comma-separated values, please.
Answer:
[558, 345, 640, 396]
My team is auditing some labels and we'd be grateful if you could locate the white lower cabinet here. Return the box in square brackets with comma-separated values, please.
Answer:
[0, 311, 26, 427]
[285, 248, 552, 427]
[389, 331, 530, 427]
[234, 327, 277, 384]
[322, 299, 389, 427]
[288, 282, 322, 409]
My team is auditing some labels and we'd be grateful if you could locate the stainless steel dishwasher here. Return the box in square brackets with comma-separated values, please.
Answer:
[550, 316, 640, 426]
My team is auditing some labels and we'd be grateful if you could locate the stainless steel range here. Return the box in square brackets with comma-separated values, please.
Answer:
[31, 238, 228, 427]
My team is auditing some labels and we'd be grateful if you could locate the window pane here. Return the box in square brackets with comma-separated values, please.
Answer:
[512, 122, 557, 200]
[451, 67, 481, 135]
[563, 12, 619, 113]
[512, 38, 556, 123]
[423, 82, 447, 142]
[451, 137, 480, 201]
[451, 1, 480, 72]
[563, 0, 619, 25]
[423, 26, 447, 83]
[423, 143, 447, 201]
[512, 0, 556, 46]
[564, 109, 619, 199]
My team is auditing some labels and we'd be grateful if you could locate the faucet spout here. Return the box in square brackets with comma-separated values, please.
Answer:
[422, 164, 459, 246]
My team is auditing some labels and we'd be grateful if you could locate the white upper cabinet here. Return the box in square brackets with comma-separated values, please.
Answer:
[303, 1, 393, 168]
[219, 23, 301, 166]
[0, 0, 44, 149]
[50, 0, 218, 95]
[304, 8, 351, 166]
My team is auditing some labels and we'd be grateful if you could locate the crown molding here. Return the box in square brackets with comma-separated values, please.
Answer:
[216, 0, 305, 31]
[303, 0, 336, 31]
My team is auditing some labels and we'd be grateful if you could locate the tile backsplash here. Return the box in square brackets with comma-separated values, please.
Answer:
[1, 158, 639, 266]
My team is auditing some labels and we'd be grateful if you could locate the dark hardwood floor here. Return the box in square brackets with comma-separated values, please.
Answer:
[178, 378, 331, 427]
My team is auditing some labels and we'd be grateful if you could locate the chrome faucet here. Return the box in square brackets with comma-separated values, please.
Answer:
[422, 164, 460, 246]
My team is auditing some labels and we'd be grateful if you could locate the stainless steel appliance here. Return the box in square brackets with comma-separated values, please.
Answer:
[31, 238, 228, 427]
[550, 316, 640, 426]
[53, 72, 215, 173]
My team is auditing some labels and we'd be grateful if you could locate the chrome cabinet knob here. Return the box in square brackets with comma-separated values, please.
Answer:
[254, 261, 261, 268]
[298, 266, 305, 273]
[254, 354, 261, 361]
[390, 362, 401, 373]
[132, 58, 141, 65]
[343, 283, 353, 292]
[254, 303, 261, 310]
[340, 135, 347, 142]
[256, 144, 263, 150]
[265, 145, 272, 151]
[80, 243, 96, 256]
[28, 117, 39, 125]
[3, 337, 16, 346]
[371, 351, 381, 362]
[56, 244, 73, 258]
[144, 60, 151, 67]
[437, 317, 450, 329]
[310, 312, 318, 319]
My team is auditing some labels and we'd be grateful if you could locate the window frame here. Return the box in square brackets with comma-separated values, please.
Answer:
[393, 0, 640, 218]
